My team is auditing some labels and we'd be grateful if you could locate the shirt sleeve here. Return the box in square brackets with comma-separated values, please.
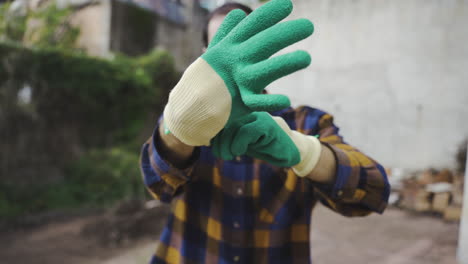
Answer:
[139, 117, 200, 203]
[294, 106, 390, 216]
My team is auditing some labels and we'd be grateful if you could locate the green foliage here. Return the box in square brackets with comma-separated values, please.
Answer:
[0, 2, 27, 42]
[0, 42, 176, 146]
[0, 147, 147, 219]
[28, 3, 81, 50]
[0, 42, 178, 221]
[0, 0, 179, 223]
[0, 1, 81, 51]
[0, 3, 7, 36]
[66, 148, 147, 204]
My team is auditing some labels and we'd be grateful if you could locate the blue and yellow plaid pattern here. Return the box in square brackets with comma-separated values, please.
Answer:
[140, 106, 390, 264]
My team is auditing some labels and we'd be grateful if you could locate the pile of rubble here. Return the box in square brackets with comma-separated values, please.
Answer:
[389, 168, 464, 221]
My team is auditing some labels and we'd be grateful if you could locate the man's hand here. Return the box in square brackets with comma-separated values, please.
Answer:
[211, 112, 301, 167]
[211, 112, 324, 178]
[204, 0, 313, 115]
[163, 0, 313, 147]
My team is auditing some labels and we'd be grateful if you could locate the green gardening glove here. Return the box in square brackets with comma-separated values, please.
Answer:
[211, 112, 323, 177]
[212, 112, 300, 166]
[163, 0, 313, 146]
[204, 0, 313, 121]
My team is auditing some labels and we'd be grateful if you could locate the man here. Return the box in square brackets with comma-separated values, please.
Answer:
[140, 0, 390, 263]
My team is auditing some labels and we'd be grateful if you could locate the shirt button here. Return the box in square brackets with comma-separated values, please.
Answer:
[233, 256, 240, 262]
[233, 222, 240, 228]
[236, 188, 243, 195]
[235, 156, 241, 162]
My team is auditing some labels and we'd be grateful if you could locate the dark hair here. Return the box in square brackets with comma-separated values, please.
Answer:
[202, 2, 253, 47]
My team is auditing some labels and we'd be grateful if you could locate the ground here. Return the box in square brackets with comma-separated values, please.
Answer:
[310, 205, 459, 264]
[0, 205, 459, 264]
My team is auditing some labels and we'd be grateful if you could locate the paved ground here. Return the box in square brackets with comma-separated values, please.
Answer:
[310, 205, 459, 264]
[0, 206, 460, 264]
[92, 205, 461, 264]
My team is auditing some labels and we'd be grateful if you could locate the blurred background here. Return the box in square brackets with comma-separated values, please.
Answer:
[0, 0, 466, 263]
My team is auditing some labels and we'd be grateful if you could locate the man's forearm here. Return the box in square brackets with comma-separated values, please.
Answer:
[157, 119, 195, 168]
[305, 144, 337, 184]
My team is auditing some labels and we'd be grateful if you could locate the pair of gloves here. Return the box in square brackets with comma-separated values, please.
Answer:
[163, 0, 322, 177]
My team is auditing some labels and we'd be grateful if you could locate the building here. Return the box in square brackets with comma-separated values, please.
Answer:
[199, 0, 259, 10]
[109, 0, 208, 69]
[17, 0, 209, 70]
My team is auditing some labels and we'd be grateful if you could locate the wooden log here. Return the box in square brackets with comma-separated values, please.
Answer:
[444, 206, 462, 222]
[432, 192, 451, 213]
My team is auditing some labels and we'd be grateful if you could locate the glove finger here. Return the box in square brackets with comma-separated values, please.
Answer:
[211, 129, 236, 160]
[227, 0, 293, 43]
[208, 9, 247, 49]
[242, 93, 291, 112]
[240, 50, 311, 94]
[219, 131, 236, 160]
[245, 114, 301, 167]
[211, 113, 256, 160]
[230, 114, 267, 156]
[210, 131, 224, 159]
[242, 19, 314, 61]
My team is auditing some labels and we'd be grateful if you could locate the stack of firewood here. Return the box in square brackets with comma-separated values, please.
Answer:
[391, 168, 464, 221]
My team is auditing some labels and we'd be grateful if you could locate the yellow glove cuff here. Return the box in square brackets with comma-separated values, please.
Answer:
[163, 58, 231, 146]
[271, 115, 322, 177]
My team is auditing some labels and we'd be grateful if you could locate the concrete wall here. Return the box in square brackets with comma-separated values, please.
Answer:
[154, 1, 207, 70]
[24, 0, 112, 57]
[71, 0, 112, 57]
[54, 0, 206, 66]
[268, 0, 468, 170]
[200, 0, 259, 10]
[110, 0, 158, 56]
[108, 0, 206, 70]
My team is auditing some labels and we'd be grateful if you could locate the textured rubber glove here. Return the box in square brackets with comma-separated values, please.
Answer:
[163, 0, 314, 146]
[211, 112, 322, 177]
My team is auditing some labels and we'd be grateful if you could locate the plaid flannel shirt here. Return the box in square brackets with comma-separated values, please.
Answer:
[140, 106, 390, 264]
